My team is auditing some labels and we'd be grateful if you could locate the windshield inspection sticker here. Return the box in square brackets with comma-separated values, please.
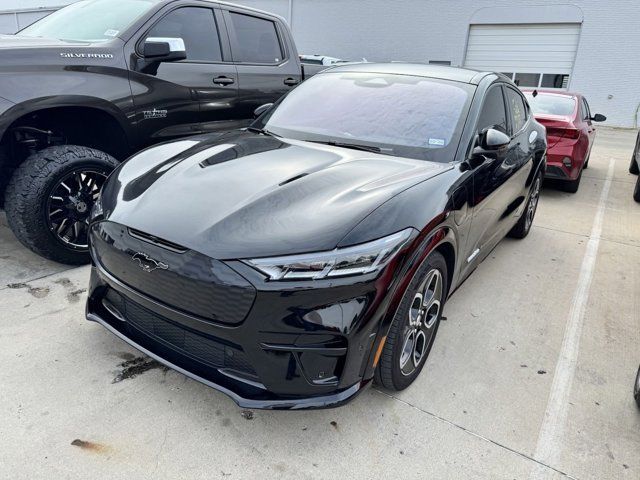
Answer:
[104, 29, 119, 37]
[428, 138, 445, 146]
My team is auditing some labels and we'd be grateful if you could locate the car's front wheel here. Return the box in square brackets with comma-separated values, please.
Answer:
[4, 145, 118, 264]
[375, 251, 448, 391]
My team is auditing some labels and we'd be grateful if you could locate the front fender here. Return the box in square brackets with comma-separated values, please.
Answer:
[0, 95, 133, 146]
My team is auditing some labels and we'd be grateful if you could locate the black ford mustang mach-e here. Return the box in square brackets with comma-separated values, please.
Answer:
[86, 64, 546, 409]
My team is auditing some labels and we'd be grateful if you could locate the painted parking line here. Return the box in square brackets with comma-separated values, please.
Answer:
[530, 158, 616, 479]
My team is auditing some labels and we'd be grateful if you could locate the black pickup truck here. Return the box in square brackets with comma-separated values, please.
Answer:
[0, 0, 305, 264]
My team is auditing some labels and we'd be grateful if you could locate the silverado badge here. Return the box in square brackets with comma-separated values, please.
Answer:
[132, 252, 169, 272]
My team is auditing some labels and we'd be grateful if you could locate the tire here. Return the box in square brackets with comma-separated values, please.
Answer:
[508, 171, 542, 239]
[562, 168, 582, 193]
[583, 153, 590, 169]
[375, 251, 448, 391]
[634, 366, 640, 409]
[634, 175, 640, 203]
[631, 157, 639, 175]
[4, 145, 118, 264]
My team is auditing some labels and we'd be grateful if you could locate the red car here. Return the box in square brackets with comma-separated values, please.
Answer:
[522, 90, 606, 192]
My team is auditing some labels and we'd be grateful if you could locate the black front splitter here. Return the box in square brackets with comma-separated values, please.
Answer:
[87, 311, 371, 410]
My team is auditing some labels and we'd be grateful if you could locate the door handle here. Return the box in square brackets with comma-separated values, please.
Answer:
[213, 76, 235, 86]
[284, 77, 299, 86]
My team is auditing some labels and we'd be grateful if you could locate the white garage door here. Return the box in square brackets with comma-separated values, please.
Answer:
[464, 24, 581, 89]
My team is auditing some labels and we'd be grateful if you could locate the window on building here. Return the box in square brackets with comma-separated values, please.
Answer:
[229, 12, 283, 63]
[506, 88, 527, 133]
[541, 74, 570, 89]
[477, 86, 508, 134]
[147, 7, 222, 62]
[514, 73, 541, 88]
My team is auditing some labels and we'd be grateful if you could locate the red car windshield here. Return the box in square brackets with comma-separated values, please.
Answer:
[524, 93, 576, 117]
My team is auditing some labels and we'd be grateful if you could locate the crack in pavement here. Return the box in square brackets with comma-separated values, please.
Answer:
[373, 388, 579, 480]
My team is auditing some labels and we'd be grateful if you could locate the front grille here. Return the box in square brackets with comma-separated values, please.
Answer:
[91, 222, 256, 325]
[105, 289, 256, 378]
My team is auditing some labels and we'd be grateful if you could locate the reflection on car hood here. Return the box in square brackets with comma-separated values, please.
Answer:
[103, 130, 451, 259]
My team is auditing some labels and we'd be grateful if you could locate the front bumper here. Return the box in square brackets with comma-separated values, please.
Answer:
[86, 223, 397, 409]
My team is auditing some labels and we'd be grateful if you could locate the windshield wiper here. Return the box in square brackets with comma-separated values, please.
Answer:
[245, 126, 279, 137]
[306, 140, 382, 153]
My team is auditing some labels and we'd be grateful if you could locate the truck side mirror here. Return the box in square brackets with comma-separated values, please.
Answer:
[143, 37, 186, 62]
[254, 103, 274, 118]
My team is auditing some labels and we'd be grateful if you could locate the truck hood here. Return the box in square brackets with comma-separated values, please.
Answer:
[0, 35, 123, 72]
[103, 131, 451, 259]
[0, 34, 92, 49]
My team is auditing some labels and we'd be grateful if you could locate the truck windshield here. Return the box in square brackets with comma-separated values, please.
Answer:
[259, 72, 473, 162]
[18, 0, 158, 43]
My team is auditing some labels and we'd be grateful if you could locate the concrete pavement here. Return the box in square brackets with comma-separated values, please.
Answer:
[0, 127, 638, 479]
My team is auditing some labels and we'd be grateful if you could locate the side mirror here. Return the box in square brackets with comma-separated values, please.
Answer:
[591, 113, 606, 122]
[253, 103, 274, 118]
[143, 37, 186, 62]
[479, 128, 510, 151]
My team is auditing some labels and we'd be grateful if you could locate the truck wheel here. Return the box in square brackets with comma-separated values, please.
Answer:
[4, 146, 118, 264]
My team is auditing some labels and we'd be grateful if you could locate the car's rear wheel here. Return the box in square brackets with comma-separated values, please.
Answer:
[630, 132, 640, 175]
[508, 171, 542, 239]
[583, 153, 590, 169]
[4, 145, 117, 264]
[634, 175, 640, 203]
[375, 251, 448, 391]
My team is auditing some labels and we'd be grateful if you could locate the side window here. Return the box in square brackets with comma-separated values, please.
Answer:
[582, 98, 591, 120]
[506, 88, 527, 134]
[146, 8, 222, 62]
[228, 12, 283, 64]
[477, 86, 508, 135]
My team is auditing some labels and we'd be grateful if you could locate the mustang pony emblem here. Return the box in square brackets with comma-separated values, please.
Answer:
[131, 252, 169, 272]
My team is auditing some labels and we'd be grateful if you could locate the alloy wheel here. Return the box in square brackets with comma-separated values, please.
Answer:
[45, 168, 108, 249]
[525, 176, 541, 230]
[399, 268, 443, 376]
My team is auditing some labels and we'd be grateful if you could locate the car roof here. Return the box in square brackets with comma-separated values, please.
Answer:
[521, 89, 581, 98]
[323, 63, 498, 85]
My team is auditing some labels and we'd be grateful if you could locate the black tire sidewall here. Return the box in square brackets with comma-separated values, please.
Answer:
[5, 146, 118, 264]
[378, 251, 448, 391]
[634, 175, 640, 203]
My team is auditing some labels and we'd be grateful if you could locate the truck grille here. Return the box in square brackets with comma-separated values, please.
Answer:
[91, 222, 255, 325]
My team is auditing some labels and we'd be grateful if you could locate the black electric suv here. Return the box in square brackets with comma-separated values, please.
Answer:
[87, 64, 547, 409]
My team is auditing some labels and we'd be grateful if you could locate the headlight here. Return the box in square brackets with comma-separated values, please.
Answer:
[242, 228, 414, 281]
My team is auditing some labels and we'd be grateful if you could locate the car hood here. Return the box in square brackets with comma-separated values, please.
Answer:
[103, 131, 451, 259]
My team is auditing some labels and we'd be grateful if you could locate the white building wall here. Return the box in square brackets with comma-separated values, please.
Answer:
[1, 0, 639, 126]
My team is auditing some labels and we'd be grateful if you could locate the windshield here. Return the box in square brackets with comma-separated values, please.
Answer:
[524, 93, 576, 117]
[258, 72, 473, 162]
[18, 0, 159, 43]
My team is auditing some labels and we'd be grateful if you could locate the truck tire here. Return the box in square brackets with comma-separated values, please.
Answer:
[4, 145, 118, 264]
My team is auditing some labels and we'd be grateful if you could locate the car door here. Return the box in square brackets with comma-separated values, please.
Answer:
[221, 8, 302, 122]
[465, 84, 532, 270]
[127, 5, 240, 143]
